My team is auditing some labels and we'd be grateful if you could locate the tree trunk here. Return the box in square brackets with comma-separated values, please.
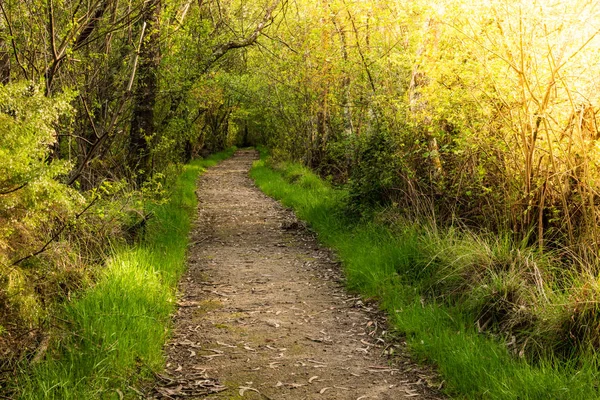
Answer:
[129, 0, 161, 183]
[408, 17, 443, 181]
[0, 7, 9, 84]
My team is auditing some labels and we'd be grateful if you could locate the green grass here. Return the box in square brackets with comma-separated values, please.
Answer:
[16, 148, 235, 399]
[250, 152, 600, 399]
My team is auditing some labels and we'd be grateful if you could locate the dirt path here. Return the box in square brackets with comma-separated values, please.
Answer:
[152, 150, 443, 400]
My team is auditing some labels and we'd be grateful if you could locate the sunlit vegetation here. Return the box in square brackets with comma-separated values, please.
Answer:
[234, 0, 600, 363]
[2, 0, 600, 397]
[238, 0, 600, 252]
[241, 0, 600, 397]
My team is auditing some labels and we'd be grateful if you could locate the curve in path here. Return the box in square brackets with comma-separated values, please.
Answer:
[152, 150, 443, 400]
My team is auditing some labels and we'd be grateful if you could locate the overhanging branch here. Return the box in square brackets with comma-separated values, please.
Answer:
[211, 0, 282, 63]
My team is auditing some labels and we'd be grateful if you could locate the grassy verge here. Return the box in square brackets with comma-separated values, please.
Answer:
[16, 148, 235, 399]
[250, 152, 599, 400]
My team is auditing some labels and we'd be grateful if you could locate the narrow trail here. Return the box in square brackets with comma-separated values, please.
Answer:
[152, 150, 443, 400]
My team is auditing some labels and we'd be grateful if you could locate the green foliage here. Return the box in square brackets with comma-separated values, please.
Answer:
[0, 81, 81, 330]
[221, 0, 600, 253]
[0, 0, 260, 372]
[347, 128, 403, 214]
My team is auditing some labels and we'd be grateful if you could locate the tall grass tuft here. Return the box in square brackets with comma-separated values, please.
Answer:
[15, 148, 235, 399]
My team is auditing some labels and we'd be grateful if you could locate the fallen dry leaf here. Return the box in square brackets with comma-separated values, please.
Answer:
[177, 301, 199, 307]
[367, 368, 399, 373]
[201, 353, 223, 359]
[239, 386, 259, 396]
[265, 319, 281, 328]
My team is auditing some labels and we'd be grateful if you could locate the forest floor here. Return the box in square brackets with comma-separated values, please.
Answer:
[150, 150, 443, 400]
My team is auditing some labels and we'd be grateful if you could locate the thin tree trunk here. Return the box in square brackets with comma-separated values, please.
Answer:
[0, 32, 9, 84]
[408, 17, 443, 180]
[332, 17, 353, 137]
[0, 0, 8, 84]
[129, 0, 161, 183]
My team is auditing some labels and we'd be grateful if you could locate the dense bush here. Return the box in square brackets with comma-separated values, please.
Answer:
[347, 128, 403, 213]
[0, 82, 81, 337]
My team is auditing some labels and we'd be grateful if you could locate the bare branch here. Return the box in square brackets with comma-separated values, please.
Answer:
[211, 0, 282, 62]
[0, 0, 28, 79]
[0, 182, 28, 195]
[10, 197, 99, 267]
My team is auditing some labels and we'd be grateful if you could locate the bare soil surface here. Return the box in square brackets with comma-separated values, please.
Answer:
[151, 150, 444, 400]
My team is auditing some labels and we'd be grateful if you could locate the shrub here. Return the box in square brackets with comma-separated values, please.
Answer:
[0, 82, 83, 358]
[348, 127, 404, 214]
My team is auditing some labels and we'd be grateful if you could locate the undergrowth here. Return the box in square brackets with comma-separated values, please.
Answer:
[250, 149, 600, 400]
[14, 148, 235, 399]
